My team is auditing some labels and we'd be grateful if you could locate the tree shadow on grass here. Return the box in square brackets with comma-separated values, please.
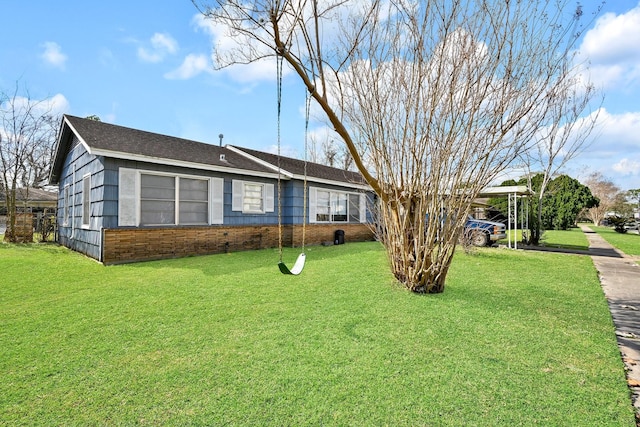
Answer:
[518, 244, 623, 258]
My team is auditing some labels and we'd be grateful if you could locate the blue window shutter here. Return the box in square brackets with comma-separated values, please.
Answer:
[265, 183, 274, 212]
[232, 180, 243, 211]
[118, 168, 138, 226]
[211, 177, 224, 224]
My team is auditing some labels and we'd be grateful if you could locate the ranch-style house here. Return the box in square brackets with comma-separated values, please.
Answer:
[49, 115, 375, 264]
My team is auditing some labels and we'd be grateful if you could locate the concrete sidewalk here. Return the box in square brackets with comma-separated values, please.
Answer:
[580, 225, 640, 419]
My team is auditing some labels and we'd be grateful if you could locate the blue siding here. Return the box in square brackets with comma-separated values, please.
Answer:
[100, 158, 372, 228]
[57, 146, 375, 262]
[281, 181, 305, 225]
[55, 137, 105, 260]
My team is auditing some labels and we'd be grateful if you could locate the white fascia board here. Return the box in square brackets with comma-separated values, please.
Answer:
[297, 174, 372, 191]
[89, 148, 284, 180]
[62, 116, 94, 155]
[226, 145, 294, 178]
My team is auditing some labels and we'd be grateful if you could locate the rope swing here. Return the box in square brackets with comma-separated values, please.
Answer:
[276, 54, 309, 275]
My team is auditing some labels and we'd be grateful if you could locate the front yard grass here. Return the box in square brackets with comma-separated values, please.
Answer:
[590, 225, 640, 256]
[0, 241, 635, 425]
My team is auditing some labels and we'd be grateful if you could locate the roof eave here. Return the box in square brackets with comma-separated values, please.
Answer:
[91, 148, 285, 180]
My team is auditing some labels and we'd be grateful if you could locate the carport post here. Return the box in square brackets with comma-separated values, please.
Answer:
[513, 191, 518, 250]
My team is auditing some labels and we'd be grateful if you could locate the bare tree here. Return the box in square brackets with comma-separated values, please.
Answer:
[583, 172, 620, 226]
[193, 0, 600, 293]
[520, 78, 602, 244]
[309, 134, 354, 170]
[627, 188, 640, 214]
[1, 85, 59, 242]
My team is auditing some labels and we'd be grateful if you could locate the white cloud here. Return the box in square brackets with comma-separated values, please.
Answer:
[192, 13, 281, 83]
[137, 32, 179, 63]
[41, 42, 67, 69]
[165, 54, 210, 80]
[593, 108, 640, 152]
[5, 93, 69, 116]
[578, 5, 640, 89]
[47, 93, 70, 115]
[562, 107, 640, 188]
[612, 158, 640, 175]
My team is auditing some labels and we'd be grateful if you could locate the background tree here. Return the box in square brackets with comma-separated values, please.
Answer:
[519, 80, 601, 244]
[490, 174, 597, 240]
[627, 188, 640, 216]
[194, 0, 600, 293]
[0, 85, 60, 242]
[582, 172, 620, 226]
[308, 134, 354, 170]
[542, 174, 598, 230]
[606, 193, 634, 233]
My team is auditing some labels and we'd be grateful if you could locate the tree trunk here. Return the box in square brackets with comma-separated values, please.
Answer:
[4, 189, 17, 242]
[377, 195, 460, 294]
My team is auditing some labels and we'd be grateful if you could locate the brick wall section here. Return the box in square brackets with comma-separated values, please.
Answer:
[102, 223, 375, 264]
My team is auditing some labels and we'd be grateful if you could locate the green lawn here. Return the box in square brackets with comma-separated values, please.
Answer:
[589, 225, 640, 256]
[501, 227, 590, 251]
[0, 242, 635, 425]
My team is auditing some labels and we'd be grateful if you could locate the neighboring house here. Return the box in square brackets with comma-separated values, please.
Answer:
[49, 115, 375, 264]
[0, 187, 58, 235]
[0, 187, 59, 212]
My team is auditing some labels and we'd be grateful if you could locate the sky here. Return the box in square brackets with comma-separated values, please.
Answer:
[1, 1, 639, 191]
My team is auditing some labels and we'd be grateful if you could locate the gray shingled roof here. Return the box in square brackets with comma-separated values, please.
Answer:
[50, 115, 368, 188]
[232, 146, 367, 186]
[66, 115, 273, 172]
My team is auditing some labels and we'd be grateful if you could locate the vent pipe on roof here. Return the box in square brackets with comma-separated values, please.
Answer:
[220, 154, 226, 161]
[218, 133, 224, 147]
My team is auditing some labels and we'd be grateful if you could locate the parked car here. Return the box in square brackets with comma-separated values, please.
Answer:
[464, 215, 507, 246]
[624, 219, 638, 231]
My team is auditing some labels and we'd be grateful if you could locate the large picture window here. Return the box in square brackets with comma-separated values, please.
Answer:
[119, 168, 224, 227]
[310, 187, 366, 224]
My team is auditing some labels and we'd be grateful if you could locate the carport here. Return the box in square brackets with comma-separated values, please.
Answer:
[478, 185, 532, 249]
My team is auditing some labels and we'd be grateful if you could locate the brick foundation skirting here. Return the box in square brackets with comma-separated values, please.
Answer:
[102, 223, 375, 264]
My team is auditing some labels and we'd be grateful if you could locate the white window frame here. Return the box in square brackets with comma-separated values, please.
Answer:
[139, 172, 177, 226]
[232, 180, 274, 214]
[310, 187, 367, 224]
[118, 168, 224, 227]
[178, 176, 210, 225]
[62, 184, 70, 226]
[81, 174, 91, 228]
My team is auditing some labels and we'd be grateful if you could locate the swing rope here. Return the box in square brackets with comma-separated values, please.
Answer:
[301, 88, 310, 251]
[276, 53, 309, 275]
[276, 53, 284, 264]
